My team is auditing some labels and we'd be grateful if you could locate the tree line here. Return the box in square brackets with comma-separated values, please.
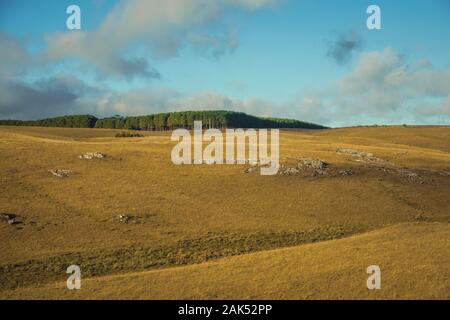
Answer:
[0, 115, 98, 128]
[0, 111, 327, 130]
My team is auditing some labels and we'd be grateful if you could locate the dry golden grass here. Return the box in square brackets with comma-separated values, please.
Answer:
[0, 125, 449, 299]
[2, 222, 449, 300]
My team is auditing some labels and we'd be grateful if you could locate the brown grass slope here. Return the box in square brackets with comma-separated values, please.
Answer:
[2, 222, 449, 300]
[0, 125, 449, 298]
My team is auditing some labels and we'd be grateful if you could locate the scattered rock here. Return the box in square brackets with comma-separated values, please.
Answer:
[263, 157, 331, 176]
[297, 158, 328, 176]
[0, 213, 15, 221]
[336, 148, 383, 163]
[78, 152, 106, 160]
[49, 169, 73, 178]
[398, 169, 424, 184]
[297, 158, 328, 170]
[400, 170, 418, 178]
[338, 169, 354, 176]
[311, 170, 328, 177]
[118, 214, 131, 224]
[244, 166, 258, 174]
[0, 213, 21, 225]
[279, 167, 300, 176]
[438, 171, 450, 176]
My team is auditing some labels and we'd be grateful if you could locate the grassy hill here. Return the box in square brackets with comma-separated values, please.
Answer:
[2, 222, 449, 300]
[0, 125, 449, 299]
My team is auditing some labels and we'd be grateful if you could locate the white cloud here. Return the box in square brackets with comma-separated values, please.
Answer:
[0, 33, 29, 76]
[45, 0, 275, 79]
[2, 45, 449, 126]
[290, 47, 450, 125]
[416, 96, 450, 116]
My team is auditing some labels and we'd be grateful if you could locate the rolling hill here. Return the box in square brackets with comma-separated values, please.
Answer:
[0, 125, 449, 299]
[2, 223, 449, 299]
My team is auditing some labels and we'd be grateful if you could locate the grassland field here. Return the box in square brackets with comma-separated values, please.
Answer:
[0, 125, 449, 299]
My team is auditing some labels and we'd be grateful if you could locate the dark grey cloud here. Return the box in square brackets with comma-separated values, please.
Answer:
[115, 56, 161, 79]
[0, 75, 97, 120]
[327, 31, 363, 65]
[43, 30, 162, 81]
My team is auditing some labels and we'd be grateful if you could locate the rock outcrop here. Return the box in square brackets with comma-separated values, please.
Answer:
[279, 167, 300, 176]
[336, 148, 383, 163]
[118, 214, 131, 224]
[338, 169, 354, 176]
[0, 213, 20, 225]
[297, 158, 329, 176]
[49, 169, 72, 178]
[78, 152, 106, 160]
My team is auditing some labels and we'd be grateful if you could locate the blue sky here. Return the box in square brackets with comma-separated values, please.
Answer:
[0, 0, 449, 127]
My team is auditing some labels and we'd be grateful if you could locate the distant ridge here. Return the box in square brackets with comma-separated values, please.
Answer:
[0, 110, 327, 130]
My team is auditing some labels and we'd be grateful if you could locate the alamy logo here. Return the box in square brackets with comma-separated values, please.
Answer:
[171, 121, 279, 175]
[367, 265, 381, 290]
[66, 265, 81, 290]
[66, 5, 81, 30]
[366, 5, 381, 30]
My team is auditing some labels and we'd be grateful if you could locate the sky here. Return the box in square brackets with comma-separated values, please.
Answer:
[0, 0, 449, 127]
